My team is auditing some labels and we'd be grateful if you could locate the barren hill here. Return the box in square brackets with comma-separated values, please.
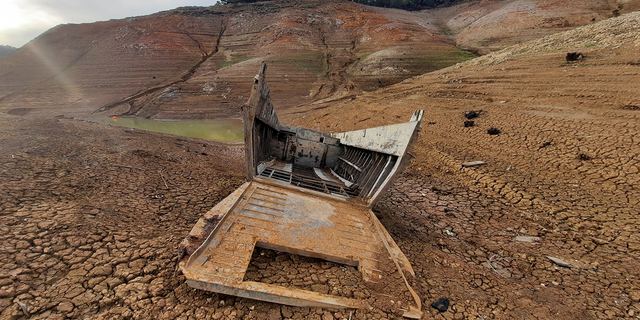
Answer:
[429, 0, 640, 54]
[0, 0, 630, 119]
[0, 45, 16, 59]
[0, 0, 470, 119]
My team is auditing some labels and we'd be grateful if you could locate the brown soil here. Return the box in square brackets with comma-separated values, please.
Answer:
[282, 12, 640, 319]
[426, 0, 638, 54]
[243, 247, 371, 300]
[2, 7, 640, 320]
[0, 0, 624, 120]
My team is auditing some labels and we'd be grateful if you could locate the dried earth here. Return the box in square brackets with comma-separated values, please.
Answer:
[285, 11, 640, 319]
[2, 5, 640, 320]
[0, 0, 627, 120]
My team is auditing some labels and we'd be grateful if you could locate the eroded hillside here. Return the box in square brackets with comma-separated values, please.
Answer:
[0, 0, 631, 120]
[428, 0, 640, 54]
[0, 0, 472, 119]
[284, 12, 640, 318]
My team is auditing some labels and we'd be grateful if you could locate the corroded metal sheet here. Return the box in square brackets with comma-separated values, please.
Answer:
[332, 116, 423, 157]
[180, 181, 421, 317]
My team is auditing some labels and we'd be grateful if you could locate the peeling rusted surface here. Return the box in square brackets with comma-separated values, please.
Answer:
[179, 62, 423, 318]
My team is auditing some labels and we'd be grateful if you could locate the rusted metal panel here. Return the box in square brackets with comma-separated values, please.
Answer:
[180, 62, 424, 318]
[181, 182, 421, 317]
[292, 138, 326, 167]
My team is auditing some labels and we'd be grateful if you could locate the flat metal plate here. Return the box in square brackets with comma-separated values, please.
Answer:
[180, 181, 420, 316]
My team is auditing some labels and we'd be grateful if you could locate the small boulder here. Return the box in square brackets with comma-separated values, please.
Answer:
[431, 298, 450, 312]
[464, 110, 481, 119]
[566, 52, 584, 61]
[487, 128, 501, 135]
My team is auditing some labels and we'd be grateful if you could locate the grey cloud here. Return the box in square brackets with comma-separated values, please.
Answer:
[3, 0, 218, 47]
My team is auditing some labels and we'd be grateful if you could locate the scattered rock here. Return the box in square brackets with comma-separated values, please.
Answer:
[431, 298, 450, 312]
[464, 110, 481, 119]
[566, 52, 584, 61]
[487, 128, 501, 135]
[578, 153, 592, 160]
[515, 236, 540, 243]
[462, 161, 487, 168]
[464, 120, 475, 127]
[539, 141, 551, 149]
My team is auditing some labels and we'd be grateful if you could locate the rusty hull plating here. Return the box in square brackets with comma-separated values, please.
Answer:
[179, 62, 424, 318]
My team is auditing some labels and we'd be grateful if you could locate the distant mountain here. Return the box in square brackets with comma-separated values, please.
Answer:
[0, 45, 16, 58]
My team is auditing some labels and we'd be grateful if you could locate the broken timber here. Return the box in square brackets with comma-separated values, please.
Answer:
[179, 62, 424, 318]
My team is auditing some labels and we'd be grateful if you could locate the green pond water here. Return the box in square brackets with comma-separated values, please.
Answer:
[94, 117, 244, 142]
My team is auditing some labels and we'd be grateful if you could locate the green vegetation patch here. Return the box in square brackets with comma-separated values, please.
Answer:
[453, 48, 477, 61]
[277, 52, 325, 73]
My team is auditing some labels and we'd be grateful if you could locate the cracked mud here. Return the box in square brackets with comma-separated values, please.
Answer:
[3, 11, 640, 320]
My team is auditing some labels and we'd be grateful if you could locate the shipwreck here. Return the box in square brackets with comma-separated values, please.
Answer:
[179, 62, 424, 318]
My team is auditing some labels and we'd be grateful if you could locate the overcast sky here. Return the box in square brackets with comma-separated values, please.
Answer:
[0, 0, 219, 48]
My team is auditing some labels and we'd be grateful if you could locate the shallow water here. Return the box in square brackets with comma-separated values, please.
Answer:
[94, 117, 244, 142]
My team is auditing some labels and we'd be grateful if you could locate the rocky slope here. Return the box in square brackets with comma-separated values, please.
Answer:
[428, 0, 640, 54]
[0, 0, 630, 120]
